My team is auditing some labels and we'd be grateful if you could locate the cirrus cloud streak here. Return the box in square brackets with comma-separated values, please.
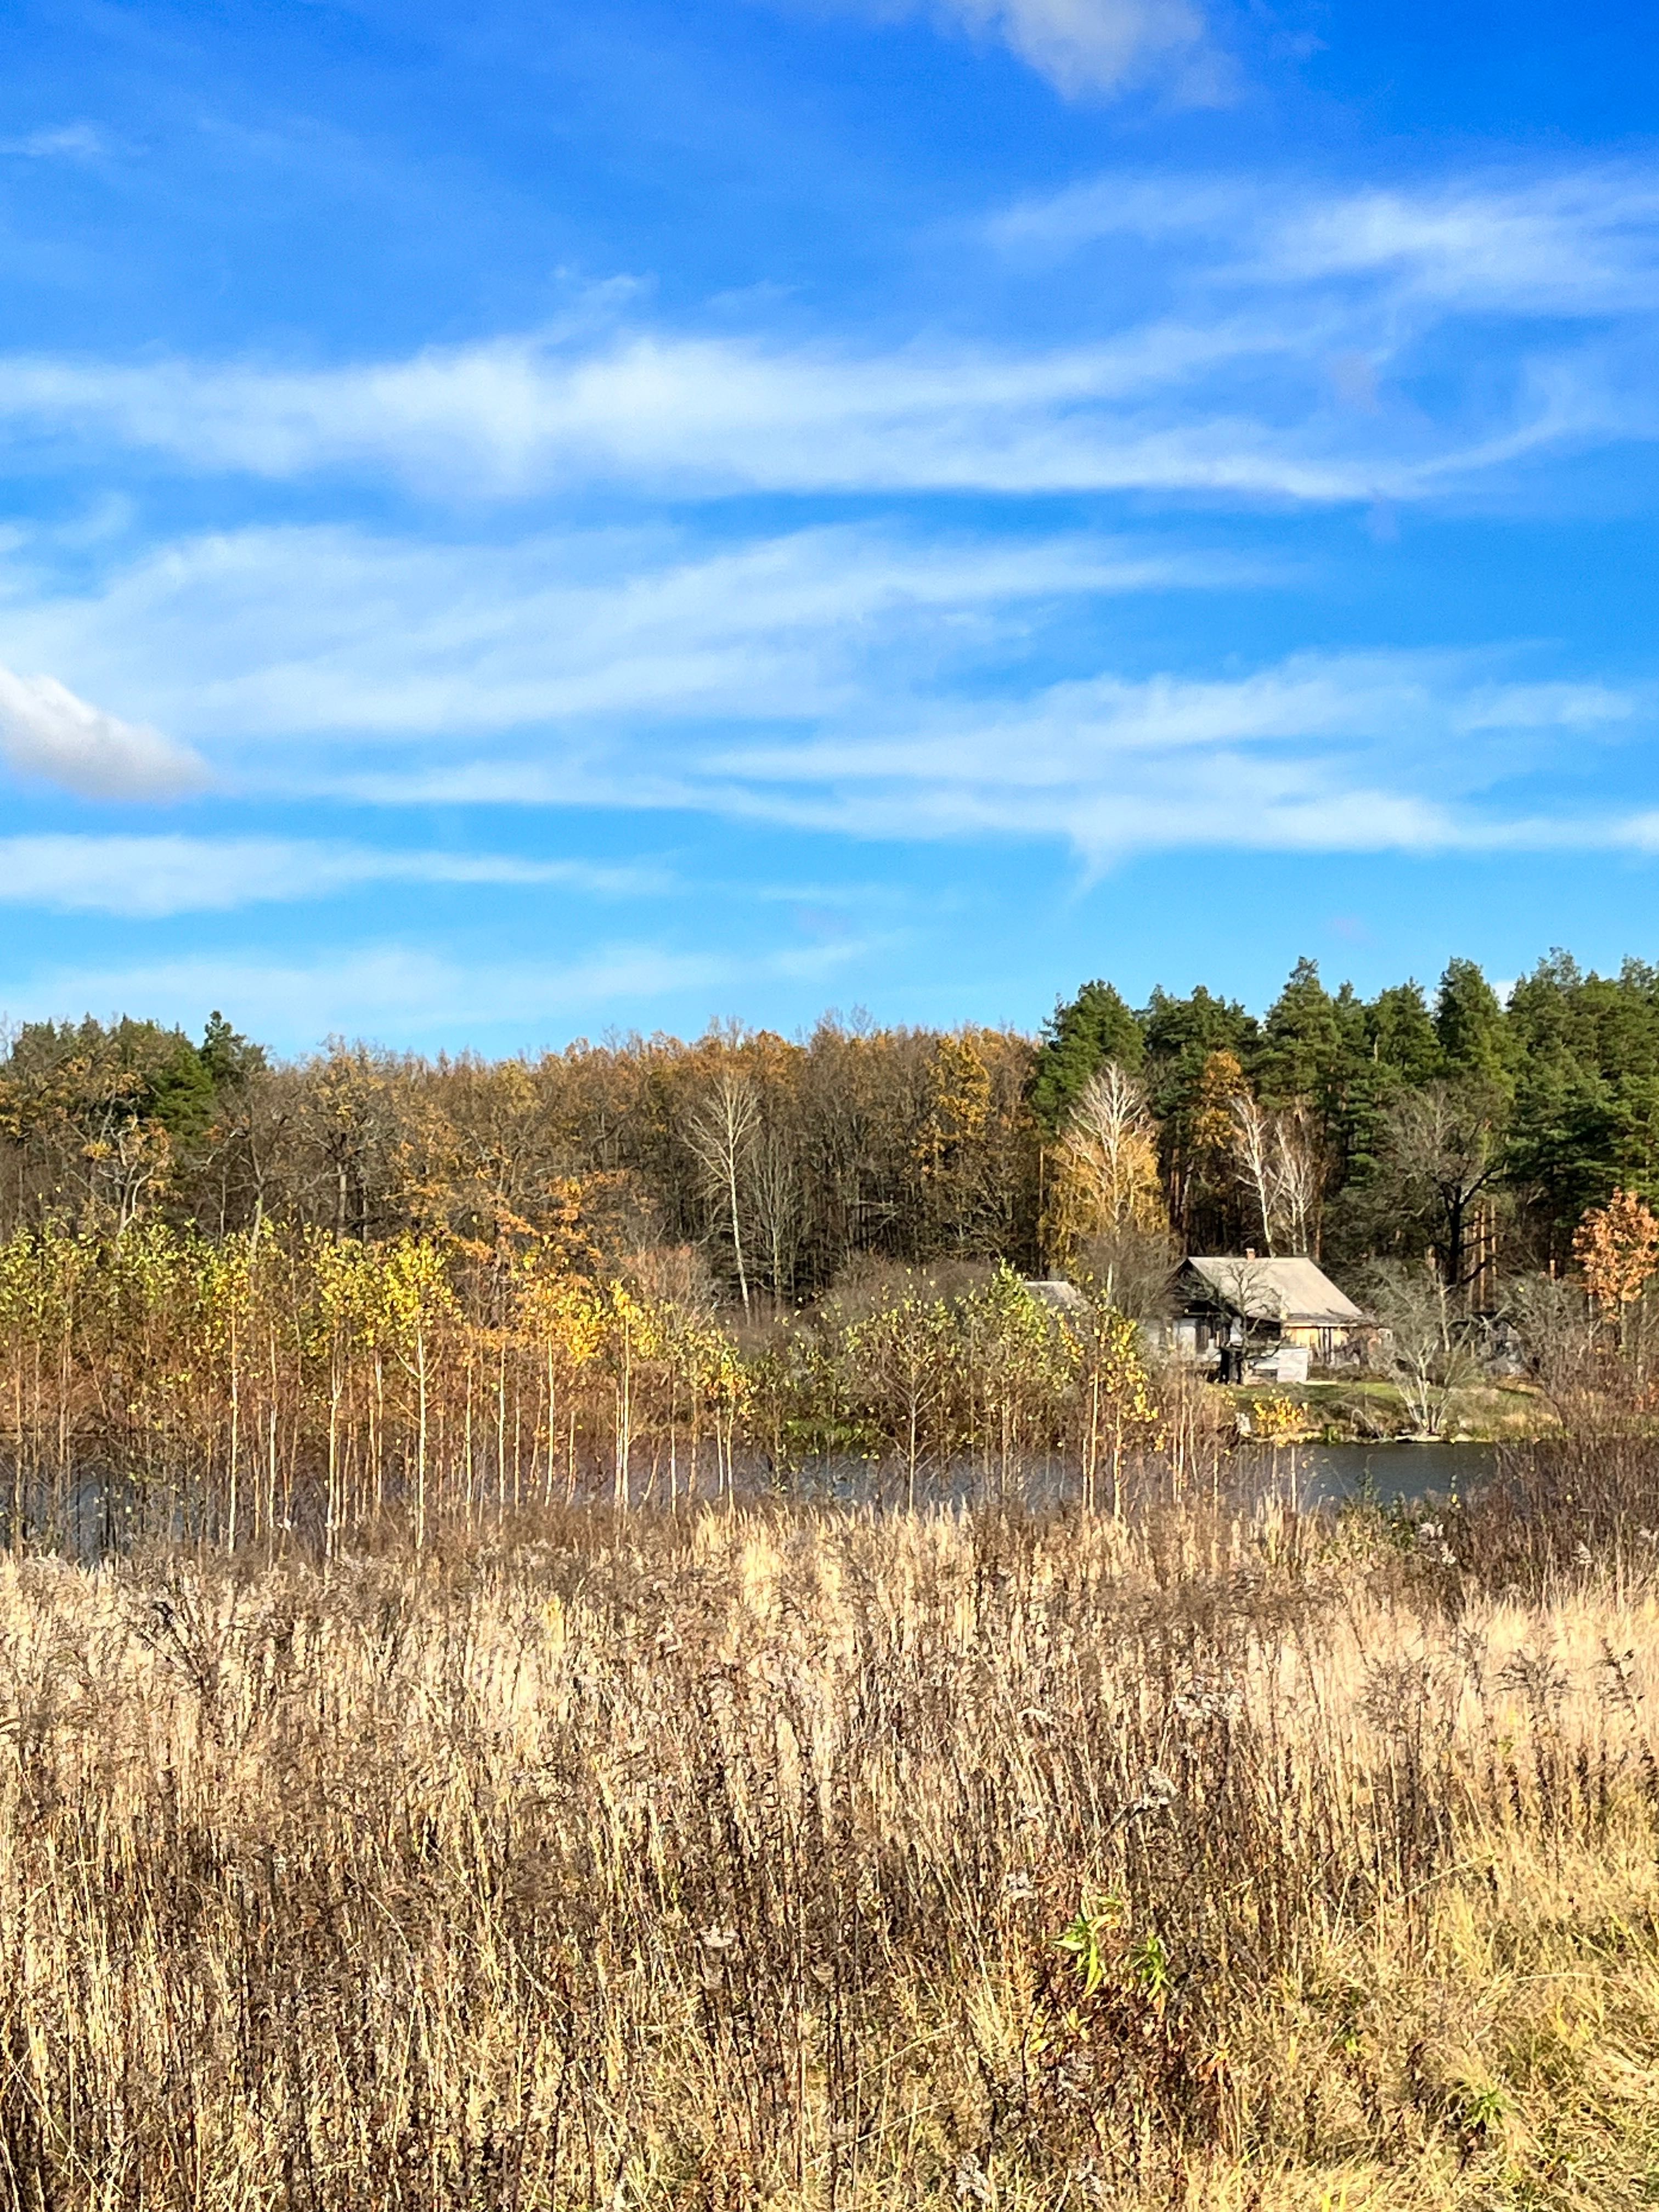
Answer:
[6, 164, 1659, 506]
[1, 518, 1650, 873]
[0, 834, 664, 917]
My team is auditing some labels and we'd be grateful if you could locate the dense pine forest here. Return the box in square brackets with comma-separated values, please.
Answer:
[0, 946, 1649, 1546]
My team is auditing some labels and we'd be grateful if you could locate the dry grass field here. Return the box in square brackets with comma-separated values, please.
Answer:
[4, 1462, 1659, 2209]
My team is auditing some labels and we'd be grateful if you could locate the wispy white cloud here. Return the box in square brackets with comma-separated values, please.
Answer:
[1251, 174, 1659, 315]
[0, 523, 1644, 871]
[0, 123, 108, 160]
[706, 657, 1636, 781]
[993, 164, 1659, 317]
[0, 835, 663, 917]
[0, 156, 1652, 914]
[0, 664, 207, 799]
[0, 162, 1651, 509]
[4, 155, 1654, 512]
[836, 0, 1219, 99]
[0, 519, 1229, 744]
[0, 326, 1404, 501]
[0, 164, 1645, 542]
[983, 169, 1659, 492]
[300, 642, 1655, 869]
[662, 651, 1644, 858]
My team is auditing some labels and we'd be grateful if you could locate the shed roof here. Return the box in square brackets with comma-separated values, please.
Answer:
[1183, 1256, 1365, 1327]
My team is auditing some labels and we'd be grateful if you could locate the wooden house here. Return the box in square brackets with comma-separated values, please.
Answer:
[1167, 1255, 1370, 1372]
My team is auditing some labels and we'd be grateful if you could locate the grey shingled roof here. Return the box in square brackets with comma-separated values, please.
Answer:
[1183, 1256, 1365, 1327]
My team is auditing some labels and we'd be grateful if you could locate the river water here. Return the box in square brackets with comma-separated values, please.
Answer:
[799, 1440, 1505, 1518]
[12, 1442, 1506, 1560]
[1234, 1440, 1500, 1512]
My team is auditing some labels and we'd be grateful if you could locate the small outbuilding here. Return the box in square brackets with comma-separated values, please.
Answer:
[1169, 1255, 1370, 1374]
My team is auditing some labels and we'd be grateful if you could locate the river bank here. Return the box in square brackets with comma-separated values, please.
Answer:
[1224, 1373, 1559, 1443]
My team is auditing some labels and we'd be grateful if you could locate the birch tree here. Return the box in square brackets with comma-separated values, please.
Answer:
[1048, 1064, 1164, 1258]
[687, 1072, 761, 1314]
[1231, 1095, 1324, 1255]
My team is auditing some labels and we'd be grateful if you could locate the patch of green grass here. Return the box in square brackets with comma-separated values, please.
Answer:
[1218, 1376, 1560, 1444]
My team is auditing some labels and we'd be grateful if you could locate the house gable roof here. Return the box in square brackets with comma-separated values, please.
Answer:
[1183, 1255, 1365, 1326]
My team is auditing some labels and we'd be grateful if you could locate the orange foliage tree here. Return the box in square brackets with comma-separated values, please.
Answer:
[1573, 1187, 1659, 1325]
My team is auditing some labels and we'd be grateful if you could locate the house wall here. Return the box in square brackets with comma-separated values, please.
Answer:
[1169, 1317, 1362, 1366]
[1283, 1324, 1344, 1358]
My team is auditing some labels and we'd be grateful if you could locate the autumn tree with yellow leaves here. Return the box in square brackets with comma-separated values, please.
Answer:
[1042, 1064, 1175, 1317]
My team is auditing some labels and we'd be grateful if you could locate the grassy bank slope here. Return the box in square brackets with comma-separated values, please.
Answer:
[3, 1487, 1657, 2208]
[1229, 1375, 1560, 1443]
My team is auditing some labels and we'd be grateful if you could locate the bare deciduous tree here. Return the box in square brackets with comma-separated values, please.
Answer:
[747, 1119, 802, 1303]
[1382, 1082, 1504, 1293]
[1230, 1093, 1278, 1254]
[686, 1073, 761, 1314]
[1362, 1259, 1481, 1437]
[1272, 1103, 1324, 1256]
[1508, 1271, 1600, 1415]
[1230, 1096, 1325, 1256]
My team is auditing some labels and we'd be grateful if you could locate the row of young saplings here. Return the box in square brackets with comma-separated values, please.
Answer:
[0, 1224, 1169, 1549]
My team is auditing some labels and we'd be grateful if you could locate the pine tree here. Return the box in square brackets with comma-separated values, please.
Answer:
[1028, 981, 1143, 1135]
[1435, 957, 1515, 1090]
[1253, 957, 1344, 1109]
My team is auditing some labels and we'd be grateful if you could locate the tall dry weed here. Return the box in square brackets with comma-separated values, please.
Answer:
[0, 1493, 1656, 2207]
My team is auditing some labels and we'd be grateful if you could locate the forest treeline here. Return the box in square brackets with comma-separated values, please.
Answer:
[4, 947, 1656, 1293]
[0, 947, 1651, 1541]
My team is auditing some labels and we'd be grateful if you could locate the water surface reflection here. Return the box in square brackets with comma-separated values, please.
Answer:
[1236, 1440, 1499, 1511]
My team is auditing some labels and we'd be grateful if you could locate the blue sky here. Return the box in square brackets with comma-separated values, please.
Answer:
[1, 0, 1657, 1052]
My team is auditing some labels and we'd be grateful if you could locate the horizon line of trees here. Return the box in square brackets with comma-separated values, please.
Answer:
[1, 946, 1652, 1300]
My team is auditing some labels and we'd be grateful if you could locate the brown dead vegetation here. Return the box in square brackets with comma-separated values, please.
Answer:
[3, 1457, 1659, 2208]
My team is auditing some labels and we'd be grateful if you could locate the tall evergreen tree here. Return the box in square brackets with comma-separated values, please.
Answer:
[1434, 957, 1515, 1091]
[1253, 957, 1344, 1109]
[1504, 955, 1659, 1252]
[1141, 986, 1256, 1114]
[199, 1010, 267, 1092]
[1351, 982, 1440, 1167]
[1027, 980, 1143, 1135]
[1139, 988, 1257, 1242]
[1368, 982, 1441, 1084]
